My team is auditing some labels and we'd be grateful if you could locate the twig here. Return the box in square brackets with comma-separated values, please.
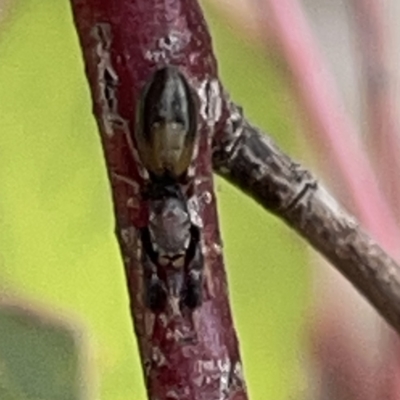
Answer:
[214, 100, 400, 335]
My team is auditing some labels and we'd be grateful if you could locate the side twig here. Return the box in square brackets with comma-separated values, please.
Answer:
[214, 100, 400, 335]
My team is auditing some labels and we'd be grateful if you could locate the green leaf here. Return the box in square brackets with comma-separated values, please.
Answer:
[0, 301, 84, 400]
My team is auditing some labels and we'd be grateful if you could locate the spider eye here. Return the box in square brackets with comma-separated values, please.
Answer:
[136, 66, 197, 179]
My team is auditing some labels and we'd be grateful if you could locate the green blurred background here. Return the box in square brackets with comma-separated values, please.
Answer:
[0, 1, 310, 399]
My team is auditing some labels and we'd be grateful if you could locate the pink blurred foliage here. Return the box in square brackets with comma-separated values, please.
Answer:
[210, 0, 400, 398]
[349, 0, 400, 222]
[254, 0, 400, 256]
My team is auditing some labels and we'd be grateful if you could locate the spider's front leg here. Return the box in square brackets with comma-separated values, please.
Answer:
[142, 254, 167, 312]
[111, 172, 140, 193]
[140, 228, 167, 313]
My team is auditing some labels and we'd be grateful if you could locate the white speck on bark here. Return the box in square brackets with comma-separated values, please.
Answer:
[91, 23, 130, 138]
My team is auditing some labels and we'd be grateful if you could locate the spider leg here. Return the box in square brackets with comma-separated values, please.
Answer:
[182, 241, 203, 310]
[142, 253, 167, 312]
[111, 172, 140, 193]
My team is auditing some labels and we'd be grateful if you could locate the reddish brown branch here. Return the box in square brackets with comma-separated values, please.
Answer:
[69, 1, 247, 400]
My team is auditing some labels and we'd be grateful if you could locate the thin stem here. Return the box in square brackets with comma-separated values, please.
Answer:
[214, 100, 400, 335]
